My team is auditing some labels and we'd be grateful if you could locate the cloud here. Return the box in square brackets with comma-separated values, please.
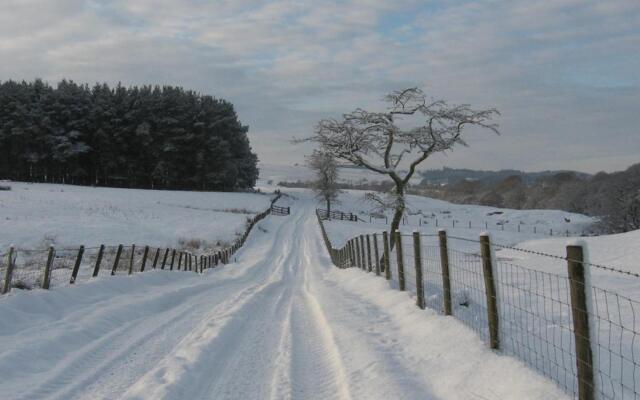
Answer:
[0, 0, 638, 173]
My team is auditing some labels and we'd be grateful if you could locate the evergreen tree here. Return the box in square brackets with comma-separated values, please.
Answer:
[0, 79, 258, 191]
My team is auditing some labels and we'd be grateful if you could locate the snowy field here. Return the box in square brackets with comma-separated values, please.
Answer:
[0, 182, 276, 251]
[320, 190, 640, 399]
[322, 190, 596, 249]
[0, 193, 569, 400]
[1, 177, 637, 399]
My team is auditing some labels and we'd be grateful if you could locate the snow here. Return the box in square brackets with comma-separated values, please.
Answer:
[0, 182, 276, 250]
[322, 190, 595, 251]
[0, 191, 569, 399]
[318, 189, 640, 399]
[496, 228, 640, 295]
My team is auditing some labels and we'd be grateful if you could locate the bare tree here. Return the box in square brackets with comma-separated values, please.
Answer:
[308, 150, 341, 215]
[605, 185, 640, 233]
[305, 88, 499, 247]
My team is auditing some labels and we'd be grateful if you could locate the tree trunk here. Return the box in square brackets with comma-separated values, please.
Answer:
[389, 183, 405, 250]
[326, 197, 331, 215]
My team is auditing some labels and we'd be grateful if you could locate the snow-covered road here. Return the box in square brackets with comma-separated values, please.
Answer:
[0, 196, 568, 400]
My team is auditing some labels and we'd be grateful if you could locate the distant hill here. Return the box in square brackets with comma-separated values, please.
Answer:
[419, 167, 591, 185]
[418, 164, 640, 234]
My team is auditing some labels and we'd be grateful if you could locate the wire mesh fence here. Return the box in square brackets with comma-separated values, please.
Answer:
[447, 248, 491, 343]
[317, 215, 640, 400]
[493, 260, 578, 395]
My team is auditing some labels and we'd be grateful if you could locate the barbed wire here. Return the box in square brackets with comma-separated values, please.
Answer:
[447, 234, 640, 279]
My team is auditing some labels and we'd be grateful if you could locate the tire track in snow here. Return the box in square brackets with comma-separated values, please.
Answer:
[300, 217, 439, 400]
[284, 227, 353, 400]
[8, 206, 296, 400]
[121, 206, 307, 400]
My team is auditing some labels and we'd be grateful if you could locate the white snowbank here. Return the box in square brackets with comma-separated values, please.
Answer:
[0, 193, 569, 399]
[0, 182, 275, 250]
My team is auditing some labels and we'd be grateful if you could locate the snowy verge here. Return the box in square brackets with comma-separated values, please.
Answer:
[0, 182, 276, 250]
[323, 266, 568, 399]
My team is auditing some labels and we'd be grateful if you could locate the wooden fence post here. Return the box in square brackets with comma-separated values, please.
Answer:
[366, 235, 372, 272]
[2, 247, 15, 294]
[92, 244, 104, 277]
[70, 245, 85, 284]
[43, 246, 55, 289]
[345, 242, 351, 268]
[140, 246, 149, 272]
[111, 245, 123, 275]
[170, 249, 176, 270]
[152, 248, 160, 269]
[353, 240, 359, 268]
[383, 231, 391, 280]
[413, 231, 425, 309]
[438, 230, 453, 316]
[360, 235, 366, 270]
[395, 231, 405, 291]
[480, 234, 499, 349]
[177, 251, 183, 271]
[188, 254, 193, 271]
[567, 244, 595, 400]
[161, 248, 169, 269]
[128, 244, 136, 275]
[373, 233, 381, 276]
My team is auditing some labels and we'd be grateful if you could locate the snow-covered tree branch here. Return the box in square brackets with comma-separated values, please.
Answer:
[304, 88, 500, 247]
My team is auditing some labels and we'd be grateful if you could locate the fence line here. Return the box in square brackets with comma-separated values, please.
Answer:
[270, 204, 291, 216]
[316, 210, 640, 400]
[317, 208, 360, 221]
[0, 193, 285, 295]
[316, 207, 592, 238]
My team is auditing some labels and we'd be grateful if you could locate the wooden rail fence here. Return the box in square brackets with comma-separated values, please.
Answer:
[1, 193, 285, 294]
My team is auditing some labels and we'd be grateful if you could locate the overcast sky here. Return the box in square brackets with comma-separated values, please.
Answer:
[1, 0, 638, 173]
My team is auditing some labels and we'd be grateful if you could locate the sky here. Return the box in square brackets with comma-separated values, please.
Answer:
[0, 0, 638, 174]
